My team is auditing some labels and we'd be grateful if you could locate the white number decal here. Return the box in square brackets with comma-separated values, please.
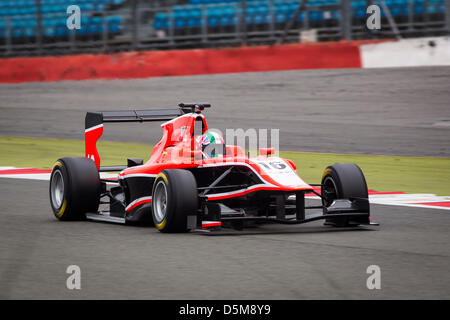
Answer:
[258, 161, 286, 171]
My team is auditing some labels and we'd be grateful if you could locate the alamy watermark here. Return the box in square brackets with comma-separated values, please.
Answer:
[66, 5, 81, 30]
[165, 127, 280, 165]
[366, 5, 381, 30]
[66, 265, 81, 290]
[366, 265, 381, 290]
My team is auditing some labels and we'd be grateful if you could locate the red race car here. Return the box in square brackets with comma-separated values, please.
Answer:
[49, 103, 376, 233]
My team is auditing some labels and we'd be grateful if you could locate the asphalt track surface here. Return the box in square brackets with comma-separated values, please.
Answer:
[0, 66, 449, 157]
[0, 179, 449, 299]
[0, 67, 449, 299]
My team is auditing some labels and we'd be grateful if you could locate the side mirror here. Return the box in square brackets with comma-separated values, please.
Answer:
[127, 158, 144, 167]
[259, 148, 275, 156]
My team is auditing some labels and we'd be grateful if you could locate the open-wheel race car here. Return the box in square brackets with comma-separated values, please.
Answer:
[49, 103, 377, 233]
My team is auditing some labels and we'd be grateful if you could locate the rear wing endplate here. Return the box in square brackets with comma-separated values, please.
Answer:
[85, 109, 182, 169]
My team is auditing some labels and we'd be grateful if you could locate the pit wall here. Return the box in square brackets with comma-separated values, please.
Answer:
[0, 37, 448, 83]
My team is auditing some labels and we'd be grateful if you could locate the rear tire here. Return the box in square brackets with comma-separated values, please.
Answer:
[151, 169, 198, 233]
[49, 157, 101, 221]
[321, 163, 368, 227]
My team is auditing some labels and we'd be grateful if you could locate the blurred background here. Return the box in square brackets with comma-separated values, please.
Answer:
[0, 0, 449, 57]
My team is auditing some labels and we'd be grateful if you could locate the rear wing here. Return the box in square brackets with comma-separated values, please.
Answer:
[85, 109, 182, 169]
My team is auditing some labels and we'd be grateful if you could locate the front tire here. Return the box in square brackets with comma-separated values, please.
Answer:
[49, 157, 101, 221]
[321, 163, 369, 227]
[151, 169, 198, 233]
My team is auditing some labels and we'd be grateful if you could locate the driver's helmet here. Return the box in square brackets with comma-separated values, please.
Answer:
[196, 131, 225, 158]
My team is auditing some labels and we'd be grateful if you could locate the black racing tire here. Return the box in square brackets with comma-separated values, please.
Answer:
[321, 163, 368, 227]
[151, 169, 198, 233]
[49, 157, 101, 221]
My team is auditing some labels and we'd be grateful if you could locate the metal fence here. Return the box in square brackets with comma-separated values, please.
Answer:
[0, 0, 449, 57]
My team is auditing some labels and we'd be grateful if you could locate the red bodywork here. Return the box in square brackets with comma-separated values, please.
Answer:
[86, 112, 313, 203]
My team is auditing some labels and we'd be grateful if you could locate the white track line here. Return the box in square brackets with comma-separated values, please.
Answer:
[0, 167, 117, 181]
[0, 166, 17, 170]
[0, 173, 51, 180]
[297, 194, 450, 211]
[1, 167, 449, 210]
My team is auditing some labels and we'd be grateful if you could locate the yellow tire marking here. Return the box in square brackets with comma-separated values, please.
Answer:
[53, 161, 66, 218]
[155, 172, 169, 230]
[322, 168, 332, 181]
[52, 161, 62, 170]
[156, 219, 167, 230]
[157, 172, 168, 184]
[57, 199, 67, 218]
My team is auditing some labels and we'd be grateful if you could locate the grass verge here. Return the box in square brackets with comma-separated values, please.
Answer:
[0, 136, 449, 196]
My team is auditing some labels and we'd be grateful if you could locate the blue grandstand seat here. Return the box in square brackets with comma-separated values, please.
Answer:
[0, 0, 124, 39]
[154, 0, 372, 31]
